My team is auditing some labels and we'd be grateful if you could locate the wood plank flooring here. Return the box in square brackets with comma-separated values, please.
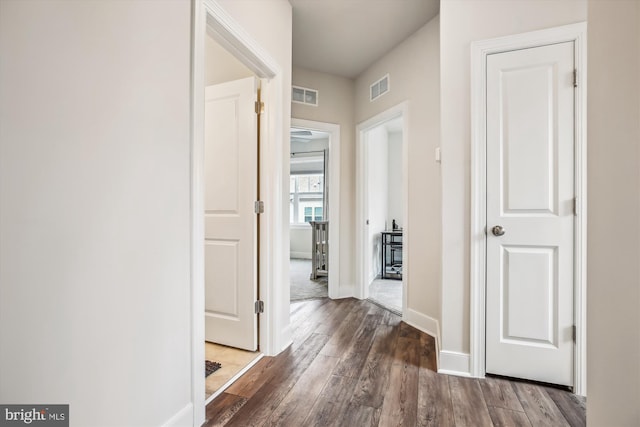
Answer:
[204, 298, 586, 427]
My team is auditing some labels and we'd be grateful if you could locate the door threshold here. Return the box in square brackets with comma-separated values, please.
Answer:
[366, 297, 402, 316]
[205, 353, 265, 405]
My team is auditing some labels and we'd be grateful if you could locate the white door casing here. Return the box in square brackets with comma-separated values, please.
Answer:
[485, 42, 575, 386]
[204, 77, 258, 351]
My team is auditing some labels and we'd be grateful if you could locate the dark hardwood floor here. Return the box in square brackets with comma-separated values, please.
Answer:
[204, 298, 586, 426]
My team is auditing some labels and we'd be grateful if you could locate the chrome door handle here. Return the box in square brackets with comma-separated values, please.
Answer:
[491, 225, 505, 236]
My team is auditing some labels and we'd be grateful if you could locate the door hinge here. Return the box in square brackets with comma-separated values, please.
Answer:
[573, 69, 578, 88]
[255, 101, 265, 115]
[572, 325, 576, 343]
[254, 200, 264, 214]
[254, 300, 264, 314]
[573, 197, 578, 216]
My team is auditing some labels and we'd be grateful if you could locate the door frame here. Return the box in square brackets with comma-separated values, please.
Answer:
[355, 102, 409, 313]
[469, 22, 587, 395]
[191, 0, 287, 425]
[290, 118, 341, 299]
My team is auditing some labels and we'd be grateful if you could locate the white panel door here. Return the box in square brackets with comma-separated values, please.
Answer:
[204, 77, 258, 351]
[486, 42, 575, 386]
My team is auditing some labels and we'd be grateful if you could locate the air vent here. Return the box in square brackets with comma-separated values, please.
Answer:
[370, 74, 390, 101]
[292, 85, 318, 106]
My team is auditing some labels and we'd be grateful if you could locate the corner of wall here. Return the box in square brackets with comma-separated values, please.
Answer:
[160, 403, 194, 427]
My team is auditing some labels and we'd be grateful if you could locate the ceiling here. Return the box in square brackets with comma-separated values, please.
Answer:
[290, 0, 440, 79]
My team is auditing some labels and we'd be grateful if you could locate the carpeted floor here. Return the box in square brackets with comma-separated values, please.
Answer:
[290, 258, 328, 301]
[368, 278, 402, 314]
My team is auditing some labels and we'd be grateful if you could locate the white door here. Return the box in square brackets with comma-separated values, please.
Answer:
[204, 77, 258, 351]
[486, 42, 575, 386]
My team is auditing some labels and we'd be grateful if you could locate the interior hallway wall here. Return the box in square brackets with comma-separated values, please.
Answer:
[387, 130, 403, 228]
[355, 16, 441, 329]
[586, 0, 640, 424]
[439, 0, 587, 370]
[0, 1, 193, 425]
[292, 66, 356, 296]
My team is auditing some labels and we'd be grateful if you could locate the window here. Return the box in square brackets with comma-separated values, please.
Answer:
[290, 174, 324, 224]
[304, 206, 323, 222]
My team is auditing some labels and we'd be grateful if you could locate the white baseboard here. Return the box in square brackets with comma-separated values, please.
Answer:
[277, 324, 293, 355]
[160, 402, 193, 427]
[290, 252, 311, 259]
[333, 284, 355, 299]
[438, 350, 471, 377]
[403, 309, 440, 341]
[403, 309, 441, 369]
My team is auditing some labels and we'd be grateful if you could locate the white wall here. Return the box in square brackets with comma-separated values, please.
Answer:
[586, 1, 640, 424]
[440, 0, 587, 365]
[387, 131, 403, 228]
[366, 126, 390, 283]
[289, 141, 326, 259]
[290, 227, 312, 259]
[355, 16, 441, 326]
[205, 34, 253, 86]
[0, 1, 193, 425]
[292, 67, 356, 293]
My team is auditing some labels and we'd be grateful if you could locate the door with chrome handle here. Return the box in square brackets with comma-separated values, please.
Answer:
[491, 225, 505, 236]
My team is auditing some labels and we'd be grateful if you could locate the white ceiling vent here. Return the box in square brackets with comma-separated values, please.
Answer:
[292, 85, 318, 106]
[370, 74, 390, 101]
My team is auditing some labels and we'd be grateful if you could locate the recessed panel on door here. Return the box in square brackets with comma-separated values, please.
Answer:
[205, 97, 240, 214]
[502, 246, 557, 347]
[501, 65, 556, 215]
[204, 240, 239, 317]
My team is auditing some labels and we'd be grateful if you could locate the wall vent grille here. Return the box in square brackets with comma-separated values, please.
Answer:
[370, 74, 390, 101]
[292, 85, 318, 106]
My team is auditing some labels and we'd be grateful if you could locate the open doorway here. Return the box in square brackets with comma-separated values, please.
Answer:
[202, 31, 262, 403]
[289, 128, 330, 301]
[289, 119, 341, 302]
[357, 107, 407, 315]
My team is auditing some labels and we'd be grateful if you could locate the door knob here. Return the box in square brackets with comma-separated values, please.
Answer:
[491, 225, 505, 236]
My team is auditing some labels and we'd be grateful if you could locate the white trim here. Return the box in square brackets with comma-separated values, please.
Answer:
[204, 354, 265, 405]
[469, 22, 587, 395]
[438, 351, 471, 377]
[192, 1, 287, 425]
[356, 102, 409, 312]
[290, 251, 311, 260]
[203, 1, 277, 79]
[290, 118, 341, 300]
[161, 403, 194, 427]
[404, 309, 440, 347]
[335, 284, 356, 299]
[189, 1, 206, 425]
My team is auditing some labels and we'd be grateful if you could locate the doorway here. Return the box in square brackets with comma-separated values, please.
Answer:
[356, 105, 408, 315]
[290, 119, 341, 301]
[202, 31, 262, 403]
[470, 22, 587, 394]
[289, 128, 329, 301]
[192, 2, 287, 423]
